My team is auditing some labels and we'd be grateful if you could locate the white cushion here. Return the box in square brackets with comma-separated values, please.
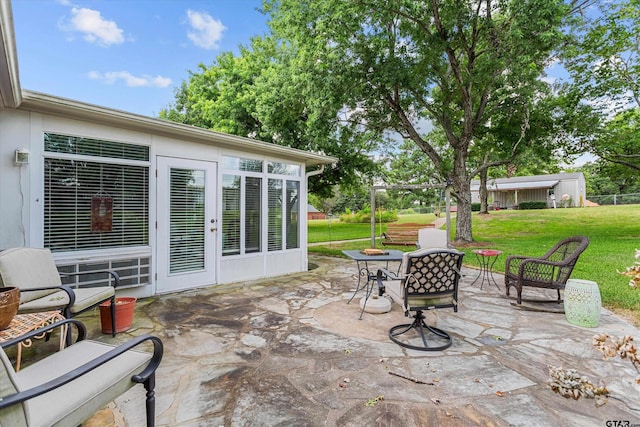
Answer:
[15, 340, 152, 427]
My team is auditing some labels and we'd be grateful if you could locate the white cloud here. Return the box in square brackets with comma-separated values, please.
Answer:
[61, 7, 125, 46]
[88, 71, 172, 88]
[186, 10, 226, 50]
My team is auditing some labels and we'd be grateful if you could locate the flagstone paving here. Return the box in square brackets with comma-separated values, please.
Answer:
[80, 254, 640, 426]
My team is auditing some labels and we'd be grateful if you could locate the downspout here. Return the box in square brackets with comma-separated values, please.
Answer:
[304, 164, 326, 270]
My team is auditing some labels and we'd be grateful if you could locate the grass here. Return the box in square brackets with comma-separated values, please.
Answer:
[308, 205, 640, 322]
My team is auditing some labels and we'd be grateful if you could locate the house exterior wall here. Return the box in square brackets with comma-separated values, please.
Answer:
[471, 173, 587, 209]
[0, 107, 311, 296]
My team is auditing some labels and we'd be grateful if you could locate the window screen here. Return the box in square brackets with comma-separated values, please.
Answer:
[44, 158, 149, 251]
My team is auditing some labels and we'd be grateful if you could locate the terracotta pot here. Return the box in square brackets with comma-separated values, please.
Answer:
[99, 297, 137, 334]
[0, 286, 20, 330]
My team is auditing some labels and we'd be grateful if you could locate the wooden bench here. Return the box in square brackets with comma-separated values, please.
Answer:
[380, 223, 434, 247]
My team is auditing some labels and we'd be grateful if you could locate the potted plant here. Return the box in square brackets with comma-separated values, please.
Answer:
[99, 297, 137, 334]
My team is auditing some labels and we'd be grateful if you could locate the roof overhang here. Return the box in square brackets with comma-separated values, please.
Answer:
[19, 90, 337, 167]
[0, 0, 22, 108]
[472, 180, 559, 192]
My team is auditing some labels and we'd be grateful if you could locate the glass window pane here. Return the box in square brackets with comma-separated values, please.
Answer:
[222, 175, 241, 256]
[245, 177, 261, 253]
[44, 158, 149, 251]
[268, 161, 300, 176]
[44, 133, 149, 161]
[286, 181, 300, 249]
[222, 156, 263, 172]
[268, 179, 283, 251]
[169, 169, 205, 273]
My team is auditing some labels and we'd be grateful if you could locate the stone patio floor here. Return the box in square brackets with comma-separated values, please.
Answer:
[77, 253, 640, 426]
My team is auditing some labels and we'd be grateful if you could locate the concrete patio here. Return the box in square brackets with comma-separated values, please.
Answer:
[78, 253, 640, 426]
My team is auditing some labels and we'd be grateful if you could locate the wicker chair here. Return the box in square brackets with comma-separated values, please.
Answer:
[505, 236, 590, 304]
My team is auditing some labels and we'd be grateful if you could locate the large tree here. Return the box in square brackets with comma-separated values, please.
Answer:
[266, 0, 580, 243]
[160, 36, 380, 198]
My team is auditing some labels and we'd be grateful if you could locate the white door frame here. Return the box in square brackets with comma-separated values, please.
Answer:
[156, 156, 218, 293]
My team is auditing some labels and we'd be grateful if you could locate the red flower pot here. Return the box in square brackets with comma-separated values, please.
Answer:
[99, 297, 136, 334]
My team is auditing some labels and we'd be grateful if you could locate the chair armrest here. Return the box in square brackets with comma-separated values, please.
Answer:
[0, 334, 163, 409]
[376, 268, 401, 296]
[18, 285, 77, 308]
[505, 255, 528, 273]
[0, 318, 86, 349]
[60, 270, 120, 289]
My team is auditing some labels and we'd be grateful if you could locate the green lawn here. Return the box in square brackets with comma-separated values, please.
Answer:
[308, 205, 640, 322]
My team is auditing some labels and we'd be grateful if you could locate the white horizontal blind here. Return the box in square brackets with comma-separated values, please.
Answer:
[45, 133, 149, 160]
[169, 168, 205, 273]
[44, 138, 149, 252]
[268, 178, 283, 251]
[286, 181, 299, 249]
[222, 174, 241, 255]
[245, 177, 261, 253]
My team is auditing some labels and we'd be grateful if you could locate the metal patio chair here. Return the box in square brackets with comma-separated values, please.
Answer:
[377, 248, 465, 351]
[0, 319, 163, 427]
[0, 247, 119, 337]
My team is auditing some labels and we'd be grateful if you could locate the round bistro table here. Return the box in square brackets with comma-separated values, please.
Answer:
[470, 249, 502, 290]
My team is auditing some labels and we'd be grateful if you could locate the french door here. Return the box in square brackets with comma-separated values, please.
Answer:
[156, 157, 217, 292]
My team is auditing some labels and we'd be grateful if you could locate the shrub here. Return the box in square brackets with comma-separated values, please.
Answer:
[471, 203, 481, 211]
[340, 208, 398, 223]
[519, 201, 547, 210]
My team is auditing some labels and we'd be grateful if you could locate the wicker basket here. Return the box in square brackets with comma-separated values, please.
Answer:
[0, 286, 20, 330]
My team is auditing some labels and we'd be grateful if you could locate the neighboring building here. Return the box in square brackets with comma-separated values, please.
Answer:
[307, 204, 327, 220]
[470, 173, 586, 209]
[0, 2, 335, 297]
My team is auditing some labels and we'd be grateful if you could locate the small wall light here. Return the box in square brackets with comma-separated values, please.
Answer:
[15, 148, 29, 165]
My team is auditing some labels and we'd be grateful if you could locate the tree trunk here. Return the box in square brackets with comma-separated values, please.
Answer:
[479, 168, 489, 214]
[451, 150, 473, 243]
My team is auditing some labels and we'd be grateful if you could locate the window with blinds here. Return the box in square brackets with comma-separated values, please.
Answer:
[222, 155, 300, 256]
[43, 133, 149, 252]
[268, 178, 283, 251]
[286, 181, 299, 249]
[169, 168, 205, 273]
[222, 175, 241, 255]
[245, 177, 261, 253]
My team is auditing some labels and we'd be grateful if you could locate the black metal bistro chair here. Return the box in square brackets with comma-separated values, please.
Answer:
[377, 248, 465, 351]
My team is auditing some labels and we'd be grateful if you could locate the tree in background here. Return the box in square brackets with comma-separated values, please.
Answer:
[266, 0, 584, 243]
[563, 0, 640, 173]
[160, 36, 381, 198]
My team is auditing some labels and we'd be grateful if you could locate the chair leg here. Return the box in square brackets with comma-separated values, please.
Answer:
[110, 296, 116, 337]
[389, 310, 452, 351]
[144, 374, 156, 427]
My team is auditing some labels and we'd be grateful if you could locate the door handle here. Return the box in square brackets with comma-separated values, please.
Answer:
[210, 227, 217, 232]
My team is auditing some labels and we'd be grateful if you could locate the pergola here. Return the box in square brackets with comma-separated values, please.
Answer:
[369, 184, 452, 248]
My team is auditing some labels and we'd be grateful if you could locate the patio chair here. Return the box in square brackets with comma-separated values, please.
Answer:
[377, 248, 465, 351]
[0, 318, 163, 427]
[0, 247, 119, 337]
[505, 235, 590, 304]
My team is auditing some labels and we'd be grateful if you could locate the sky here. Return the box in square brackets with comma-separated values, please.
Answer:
[11, 0, 270, 117]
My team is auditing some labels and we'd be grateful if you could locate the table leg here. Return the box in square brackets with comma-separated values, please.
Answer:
[486, 255, 501, 289]
[347, 260, 370, 304]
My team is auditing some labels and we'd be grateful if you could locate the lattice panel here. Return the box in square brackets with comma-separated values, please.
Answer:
[405, 252, 462, 295]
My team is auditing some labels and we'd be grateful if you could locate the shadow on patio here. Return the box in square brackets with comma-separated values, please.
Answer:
[79, 254, 640, 426]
